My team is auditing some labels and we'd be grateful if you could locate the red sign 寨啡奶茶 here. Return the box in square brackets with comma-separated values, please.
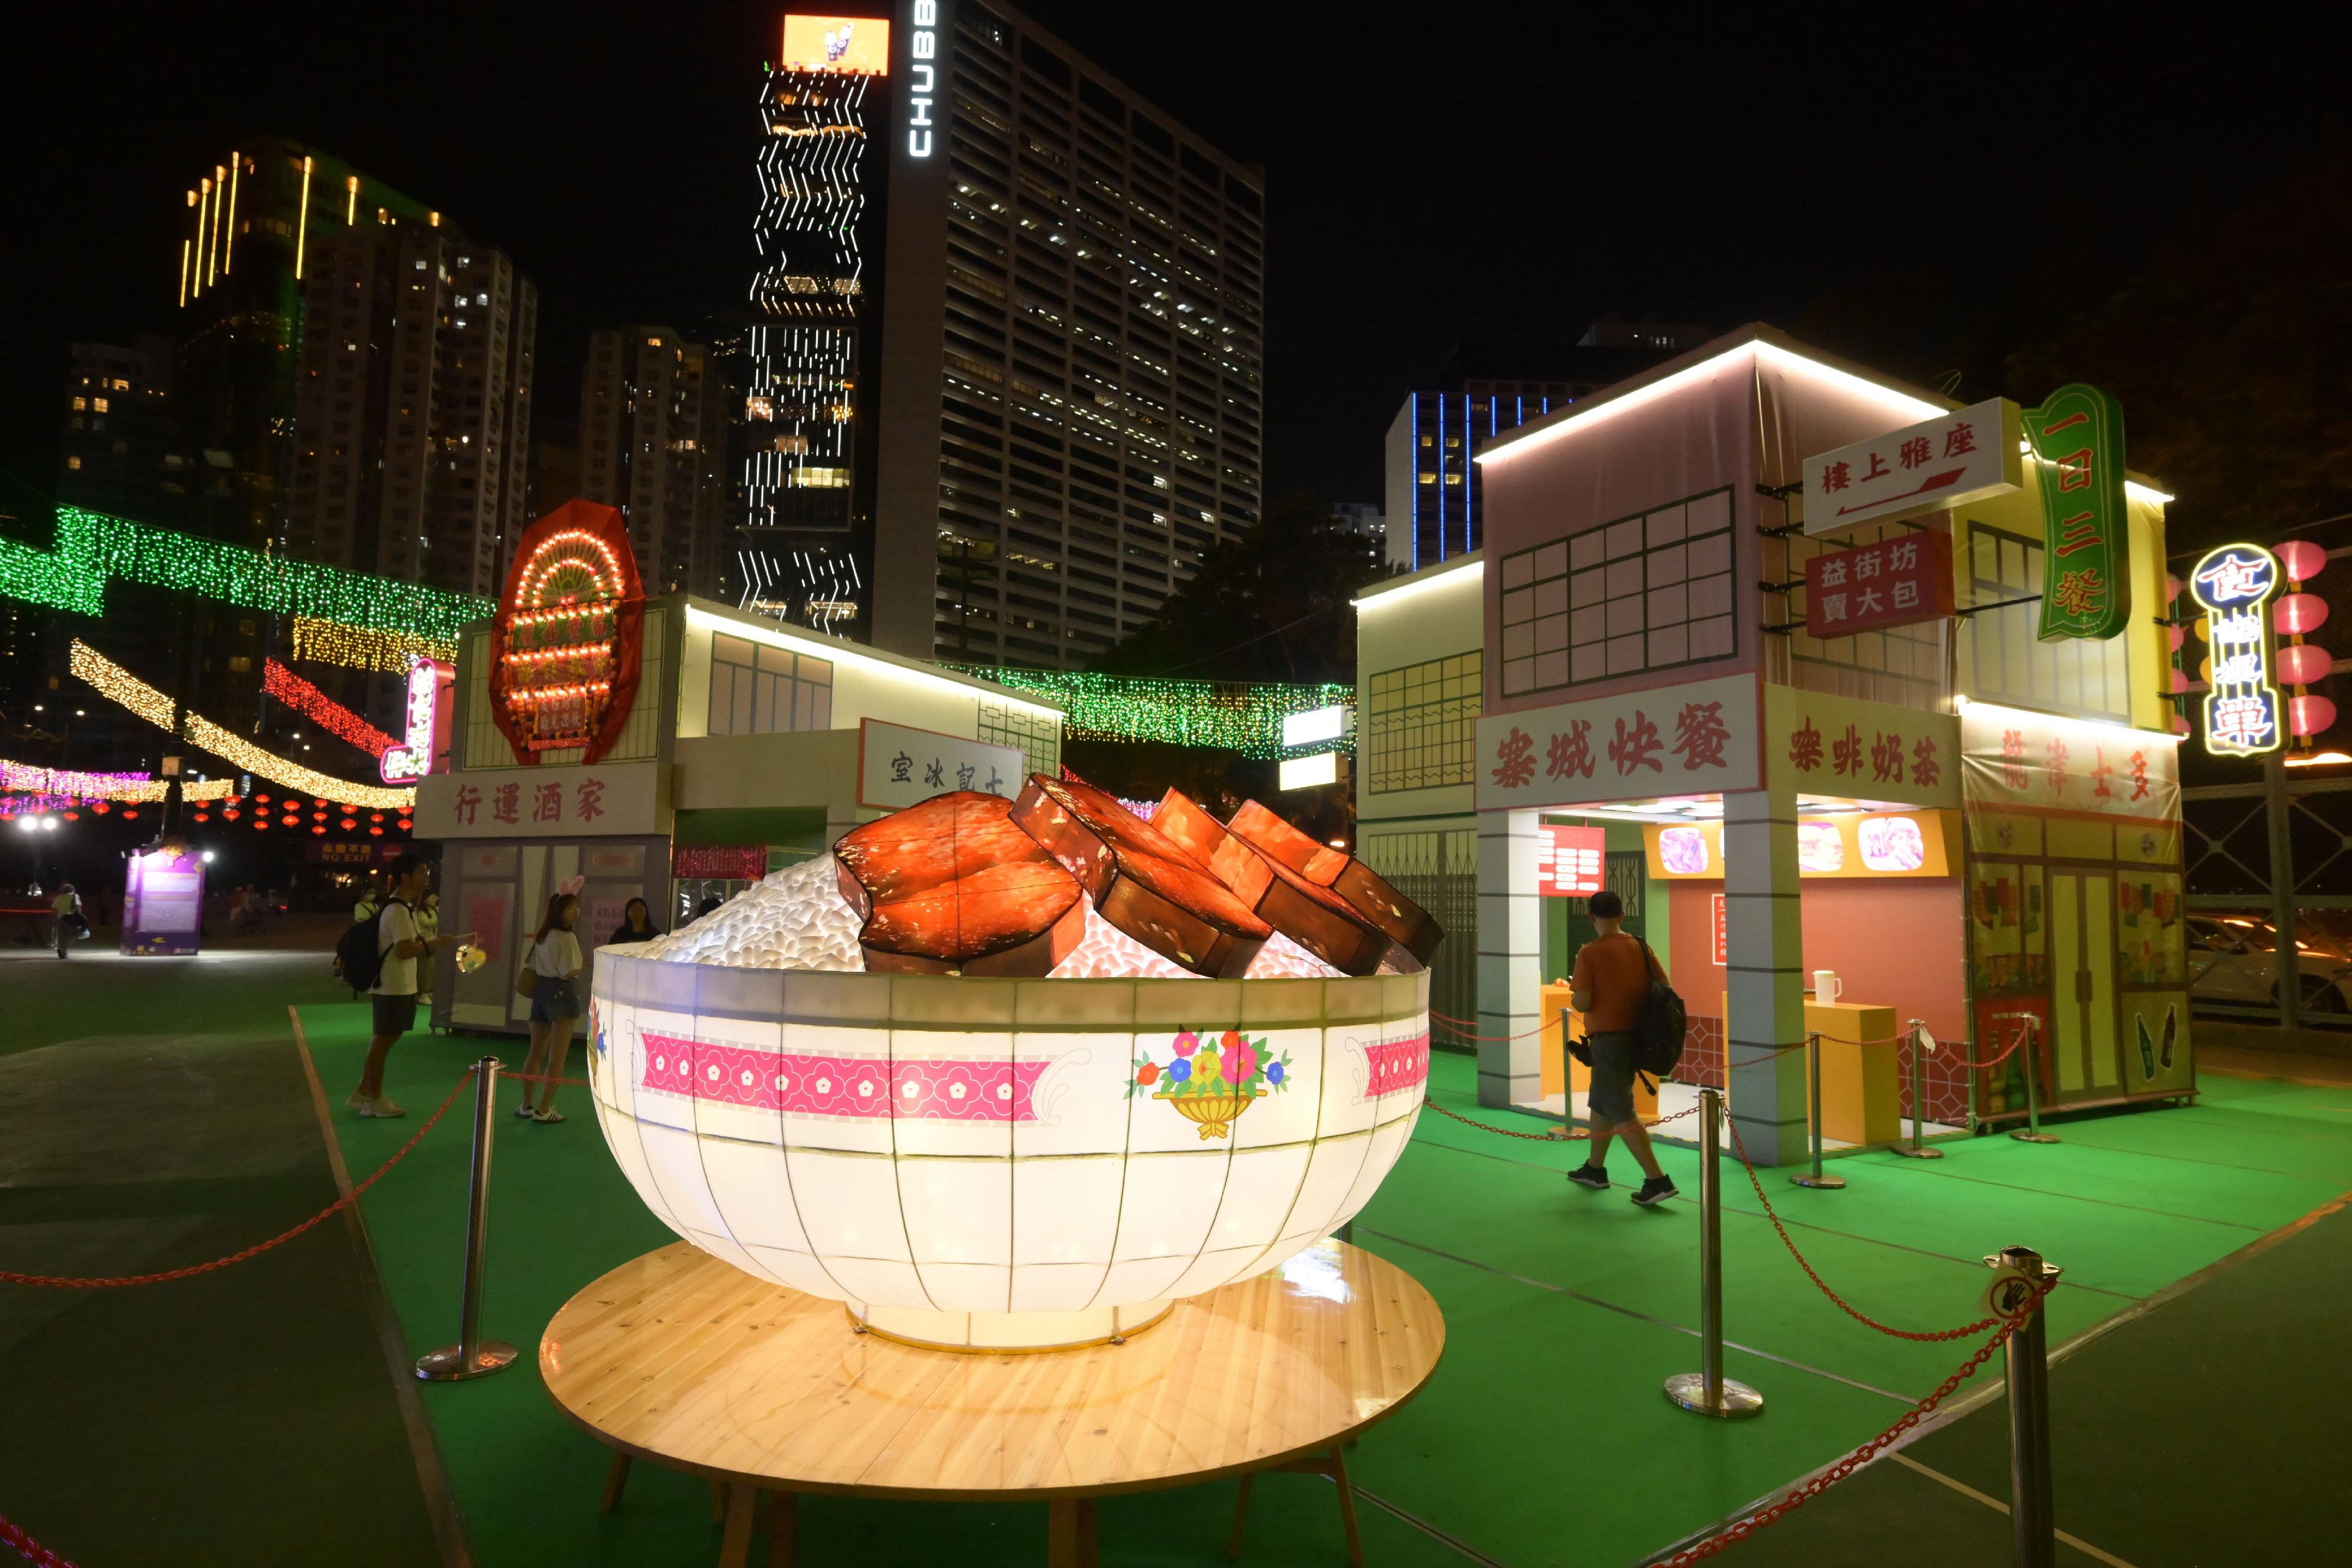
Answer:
[1803, 531, 1956, 640]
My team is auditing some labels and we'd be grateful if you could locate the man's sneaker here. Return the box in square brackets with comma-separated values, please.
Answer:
[514, 1101, 539, 1119]
[358, 1097, 406, 1119]
[532, 1108, 567, 1124]
[1631, 1175, 1679, 1207]
[1566, 1162, 1611, 1191]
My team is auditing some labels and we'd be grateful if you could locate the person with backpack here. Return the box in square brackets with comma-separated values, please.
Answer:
[1565, 888, 1680, 1207]
[344, 853, 467, 1118]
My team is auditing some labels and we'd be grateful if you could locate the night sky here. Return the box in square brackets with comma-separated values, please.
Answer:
[5, 3, 2343, 522]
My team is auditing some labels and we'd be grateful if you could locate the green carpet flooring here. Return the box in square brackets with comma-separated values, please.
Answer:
[300, 999, 2352, 1568]
[6, 942, 2348, 1567]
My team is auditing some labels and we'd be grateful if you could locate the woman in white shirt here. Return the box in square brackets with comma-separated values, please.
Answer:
[517, 892, 584, 1123]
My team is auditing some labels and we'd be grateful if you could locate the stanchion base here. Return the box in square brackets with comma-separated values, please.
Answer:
[1789, 1173, 1847, 1188]
[2010, 1131, 2061, 1145]
[415, 1341, 518, 1382]
[1889, 1144, 1945, 1160]
[1663, 1373, 1763, 1418]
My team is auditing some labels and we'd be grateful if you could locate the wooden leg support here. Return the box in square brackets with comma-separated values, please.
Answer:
[1046, 1497, 1098, 1568]
[599, 1450, 632, 1513]
[1231, 1447, 1364, 1568]
[717, 1483, 757, 1568]
[766, 1489, 797, 1568]
[1225, 1473, 1254, 1560]
[710, 1477, 728, 1523]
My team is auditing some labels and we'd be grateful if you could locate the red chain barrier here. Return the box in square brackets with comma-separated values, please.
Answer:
[1649, 1287, 2050, 1566]
[1, 1510, 76, 1568]
[0, 1071, 477, 1289]
[1421, 1098, 1702, 1142]
[1940, 1029, 2031, 1072]
[1429, 1016, 1553, 1044]
[1725, 1115, 2009, 1342]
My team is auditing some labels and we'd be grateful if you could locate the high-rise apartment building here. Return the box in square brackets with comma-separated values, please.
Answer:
[282, 223, 537, 597]
[737, 4, 1267, 667]
[56, 339, 185, 523]
[1382, 327, 1708, 572]
[580, 327, 727, 597]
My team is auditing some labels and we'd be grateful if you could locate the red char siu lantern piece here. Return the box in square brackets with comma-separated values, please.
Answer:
[1154, 790, 1395, 975]
[1225, 800, 1444, 963]
[1010, 774, 1271, 977]
[833, 792, 1085, 975]
[489, 500, 646, 765]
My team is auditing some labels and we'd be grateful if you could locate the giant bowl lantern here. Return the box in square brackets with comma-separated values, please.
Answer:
[587, 773, 1444, 1350]
[489, 500, 645, 764]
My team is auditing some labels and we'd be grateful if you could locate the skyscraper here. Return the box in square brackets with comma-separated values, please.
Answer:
[1382, 328, 1708, 572]
[737, 4, 1267, 668]
[282, 223, 537, 597]
[56, 338, 183, 524]
[580, 327, 727, 597]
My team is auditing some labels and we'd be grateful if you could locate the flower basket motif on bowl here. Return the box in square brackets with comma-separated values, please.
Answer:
[1157, 1088, 1259, 1140]
[1130, 1027, 1290, 1139]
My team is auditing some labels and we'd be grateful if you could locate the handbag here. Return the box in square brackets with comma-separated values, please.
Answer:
[515, 961, 542, 999]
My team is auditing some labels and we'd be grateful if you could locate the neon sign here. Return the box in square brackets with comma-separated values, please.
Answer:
[379, 656, 453, 784]
[2188, 543, 2283, 757]
[906, 0, 937, 156]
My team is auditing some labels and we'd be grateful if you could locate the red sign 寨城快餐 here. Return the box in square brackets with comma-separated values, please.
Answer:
[1803, 531, 1956, 639]
[1535, 824, 1606, 898]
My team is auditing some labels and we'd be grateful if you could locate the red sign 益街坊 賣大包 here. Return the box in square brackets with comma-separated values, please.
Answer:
[1803, 530, 1956, 640]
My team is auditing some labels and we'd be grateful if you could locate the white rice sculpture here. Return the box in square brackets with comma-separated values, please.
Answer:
[586, 783, 1438, 1351]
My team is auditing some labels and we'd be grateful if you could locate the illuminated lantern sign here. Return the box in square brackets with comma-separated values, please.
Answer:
[1535, 823, 1606, 897]
[2187, 543, 2284, 756]
[379, 656, 453, 784]
[487, 500, 646, 766]
[2025, 383, 2130, 642]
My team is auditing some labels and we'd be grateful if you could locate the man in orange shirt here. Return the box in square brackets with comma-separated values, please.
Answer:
[1565, 889, 1678, 1206]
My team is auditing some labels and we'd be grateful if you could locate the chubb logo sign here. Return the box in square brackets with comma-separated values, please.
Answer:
[907, 0, 937, 156]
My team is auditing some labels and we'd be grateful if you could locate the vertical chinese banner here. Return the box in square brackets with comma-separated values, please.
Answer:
[2024, 383, 2130, 642]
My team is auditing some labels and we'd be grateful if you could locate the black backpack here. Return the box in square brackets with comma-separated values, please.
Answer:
[1632, 939, 1688, 1079]
[336, 899, 408, 993]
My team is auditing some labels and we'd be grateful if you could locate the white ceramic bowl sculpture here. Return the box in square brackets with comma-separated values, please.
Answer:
[585, 781, 1438, 1351]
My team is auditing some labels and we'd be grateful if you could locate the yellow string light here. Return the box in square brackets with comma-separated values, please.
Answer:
[289, 616, 459, 673]
[69, 641, 417, 811]
[0, 759, 238, 804]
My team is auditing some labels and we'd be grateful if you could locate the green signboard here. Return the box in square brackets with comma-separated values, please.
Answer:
[2025, 383, 2129, 641]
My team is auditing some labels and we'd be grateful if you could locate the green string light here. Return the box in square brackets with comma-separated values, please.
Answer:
[1, 507, 490, 641]
[948, 667, 1352, 758]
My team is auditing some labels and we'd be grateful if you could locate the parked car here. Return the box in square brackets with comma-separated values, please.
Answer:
[2186, 915, 2352, 1014]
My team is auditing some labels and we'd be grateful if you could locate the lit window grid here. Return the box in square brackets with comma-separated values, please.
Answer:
[1960, 520, 2130, 721]
[1367, 651, 1482, 794]
[1406, 391, 1562, 571]
[708, 631, 836, 737]
[1498, 487, 1736, 697]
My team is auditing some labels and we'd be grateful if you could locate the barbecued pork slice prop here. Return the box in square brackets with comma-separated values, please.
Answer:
[1152, 790, 1394, 976]
[1225, 800, 1445, 963]
[1008, 774, 1271, 977]
[833, 791, 1086, 975]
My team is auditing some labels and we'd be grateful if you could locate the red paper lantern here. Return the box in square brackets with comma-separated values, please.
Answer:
[2168, 667, 2190, 694]
[2278, 642, 2334, 687]
[369, 827, 385, 837]
[2164, 572, 2182, 604]
[255, 820, 268, 831]
[312, 825, 326, 835]
[62, 811, 79, 822]
[255, 793, 270, 804]
[2278, 540, 2328, 583]
[92, 801, 110, 814]
[2276, 593, 2330, 636]
[121, 810, 138, 820]
[2291, 694, 2337, 737]
[192, 811, 210, 823]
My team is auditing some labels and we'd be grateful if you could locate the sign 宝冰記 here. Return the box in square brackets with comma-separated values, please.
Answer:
[1534, 824, 1605, 898]
[1803, 398, 2023, 537]
[414, 760, 663, 840]
[2026, 383, 2130, 642]
[856, 719, 1024, 810]
[1803, 530, 1957, 640]
[1476, 674, 1762, 810]
[2186, 544, 2284, 756]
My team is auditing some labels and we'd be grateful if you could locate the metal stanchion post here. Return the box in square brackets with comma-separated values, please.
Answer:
[1984, 1246, 2063, 1568]
[1891, 1018, 1943, 1160]
[2010, 1018, 2059, 1144]
[1789, 1031, 1845, 1188]
[417, 1057, 519, 1381]
[1665, 1088, 1763, 1418]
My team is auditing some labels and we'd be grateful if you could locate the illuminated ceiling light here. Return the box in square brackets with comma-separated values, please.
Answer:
[345, 174, 358, 226]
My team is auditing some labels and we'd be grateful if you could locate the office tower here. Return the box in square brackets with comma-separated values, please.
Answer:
[580, 327, 728, 597]
[738, 4, 1267, 667]
[282, 223, 537, 597]
[1382, 327, 1708, 571]
[56, 339, 184, 524]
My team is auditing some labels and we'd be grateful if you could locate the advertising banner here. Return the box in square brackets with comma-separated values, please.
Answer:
[856, 720, 1024, 810]
[415, 760, 662, 840]
[1803, 530, 1956, 639]
[1763, 686, 1960, 809]
[1959, 707, 2179, 827]
[1476, 674, 1760, 810]
[2024, 384, 2130, 642]
[1802, 397, 2022, 536]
